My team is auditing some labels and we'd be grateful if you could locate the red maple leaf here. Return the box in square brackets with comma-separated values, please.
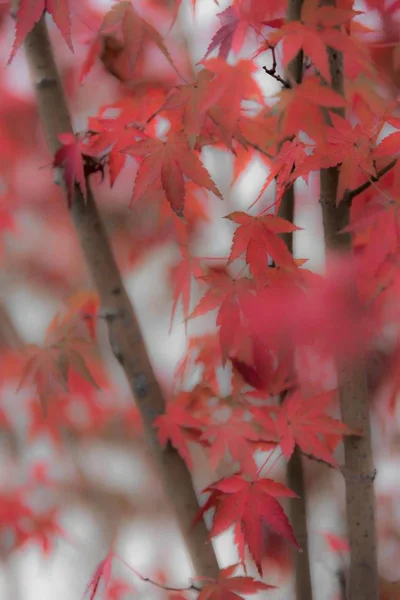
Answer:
[201, 419, 261, 477]
[250, 138, 309, 210]
[157, 69, 221, 148]
[225, 211, 298, 277]
[0, 489, 35, 552]
[204, 59, 264, 143]
[189, 268, 255, 362]
[234, 108, 278, 160]
[200, 474, 299, 575]
[86, 114, 146, 186]
[276, 75, 346, 141]
[99, 0, 177, 77]
[268, 0, 361, 83]
[19, 507, 65, 555]
[169, 248, 206, 330]
[203, 6, 248, 60]
[124, 131, 222, 215]
[296, 112, 377, 203]
[9, 0, 73, 63]
[229, 336, 295, 396]
[18, 305, 100, 416]
[197, 566, 275, 600]
[154, 402, 204, 467]
[53, 133, 93, 205]
[253, 389, 356, 467]
[175, 333, 224, 395]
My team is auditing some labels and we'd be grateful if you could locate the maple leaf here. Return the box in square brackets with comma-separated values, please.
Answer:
[157, 69, 220, 148]
[0, 490, 35, 552]
[189, 268, 255, 362]
[18, 305, 100, 415]
[250, 138, 309, 209]
[154, 402, 204, 467]
[175, 333, 224, 395]
[53, 133, 91, 205]
[204, 59, 264, 144]
[295, 112, 377, 204]
[268, 0, 363, 83]
[169, 248, 205, 330]
[269, 22, 331, 83]
[240, 255, 376, 361]
[87, 114, 146, 186]
[99, 0, 177, 77]
[275, 75, 346, 141]
[27, 395, 72, 447]
[235, 108, 278, 158]
[201, 474, 299, 575]
[374, 130, 400, 159]
[229, 335, 295, 397]
[203, 6, 248, 61]
[253, 389, 356, 467]
[124, 131, 222, 214]
[225, 212, 298, 277]
[198, 568, 275, 600]
[9, 0, 73, 63]
[19, 507, 65, 555]
[201, 418, 260, 477]
[66, 290, 100, 341]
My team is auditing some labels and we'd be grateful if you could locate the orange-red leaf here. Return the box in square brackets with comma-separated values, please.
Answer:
[154, 403, 203, 467]
[201, 474, 299, 575]
[9, 0, 72, 63]
[169, 249, 205, 330]
[100, 1, 177, 76]
[226, 211, 298, 277]
[198, 572, 275, 600]
[124, 132, 222, 214]
[190, 269, 254, 362]
[253, 389, 356, 467]
[53, 133, 88, 205]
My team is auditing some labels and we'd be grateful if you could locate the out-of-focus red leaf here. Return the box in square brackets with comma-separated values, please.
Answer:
[9, 0, 73, 63]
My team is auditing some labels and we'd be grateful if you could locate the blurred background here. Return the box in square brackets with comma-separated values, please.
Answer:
[0, 1, 399, 599]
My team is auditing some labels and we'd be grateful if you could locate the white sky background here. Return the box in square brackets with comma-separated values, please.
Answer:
[0, 1, 396, 599]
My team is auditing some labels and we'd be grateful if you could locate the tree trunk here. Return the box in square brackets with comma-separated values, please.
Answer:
[319, 3, 379, 598]
[276, 2, 314, 598]
[19, 10, 219, 580]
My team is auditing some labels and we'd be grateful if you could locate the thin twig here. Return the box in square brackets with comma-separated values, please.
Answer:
[263, 46, 291, 89]
[343, 159, 397, 205]
[116, 554, 202, 593]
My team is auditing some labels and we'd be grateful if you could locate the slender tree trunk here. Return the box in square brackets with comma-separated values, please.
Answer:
[19, 10, 219, 580]
[276, 2, 314, 598]
[319, 3, 379, 599]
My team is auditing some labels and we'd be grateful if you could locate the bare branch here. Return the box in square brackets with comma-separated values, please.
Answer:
[263, 46, 291, 89]
[343, 159, 397, 205]
[116, 556, 202, 594]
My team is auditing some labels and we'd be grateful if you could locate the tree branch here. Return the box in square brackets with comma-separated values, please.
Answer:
[263, 46, 291, 89]
[276, 3, 314, 599]
[318, 3, 379, 599]
[343, 159, 397, 205]
[20, 10, 219, 579]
